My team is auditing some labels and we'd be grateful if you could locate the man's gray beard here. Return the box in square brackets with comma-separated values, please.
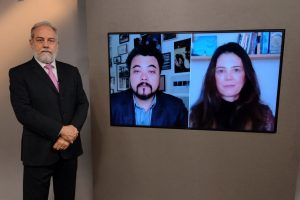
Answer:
[34, 52, 56, 64]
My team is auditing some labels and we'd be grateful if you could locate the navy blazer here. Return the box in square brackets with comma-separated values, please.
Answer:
[9, 58, 89, 166]
[110, 89, 188, 128]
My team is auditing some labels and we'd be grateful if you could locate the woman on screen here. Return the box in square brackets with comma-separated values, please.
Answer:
[189, 42, 274, 132]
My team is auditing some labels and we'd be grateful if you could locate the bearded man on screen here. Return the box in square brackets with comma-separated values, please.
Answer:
[110, 44, 188, 128]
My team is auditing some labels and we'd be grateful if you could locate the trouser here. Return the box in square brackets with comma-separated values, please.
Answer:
[23, 158, 78, 200]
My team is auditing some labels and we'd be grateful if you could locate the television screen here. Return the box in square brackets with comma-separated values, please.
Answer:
[108, 30, 285, 133]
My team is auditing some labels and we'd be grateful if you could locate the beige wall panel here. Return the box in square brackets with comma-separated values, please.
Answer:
[86, 0, 300, 200]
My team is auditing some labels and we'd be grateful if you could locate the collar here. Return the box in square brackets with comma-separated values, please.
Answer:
[34, 56, 57, 69]
[133, 94, 157, 110]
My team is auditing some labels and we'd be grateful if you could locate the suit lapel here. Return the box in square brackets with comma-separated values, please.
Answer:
[56, 62, 64, 95]
[31, 58, 59, 94]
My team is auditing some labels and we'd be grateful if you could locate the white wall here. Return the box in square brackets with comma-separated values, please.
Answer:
[0, 1, 92, 199]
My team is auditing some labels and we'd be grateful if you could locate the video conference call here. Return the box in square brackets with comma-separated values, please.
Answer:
[108, 30, 285, 133]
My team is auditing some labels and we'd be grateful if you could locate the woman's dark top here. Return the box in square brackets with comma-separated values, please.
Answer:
[189, 99, 275, 132]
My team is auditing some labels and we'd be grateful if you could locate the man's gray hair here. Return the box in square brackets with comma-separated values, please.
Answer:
[30, 21, 58, 39]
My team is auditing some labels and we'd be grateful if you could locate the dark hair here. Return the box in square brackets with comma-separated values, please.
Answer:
[126, 44, 164, 73]
[190, 42, 274, 131]
[175, 54, 184, 61]
[204, 42, 260, 104]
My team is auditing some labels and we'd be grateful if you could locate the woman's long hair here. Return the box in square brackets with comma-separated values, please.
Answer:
[190, 42, 268, 130]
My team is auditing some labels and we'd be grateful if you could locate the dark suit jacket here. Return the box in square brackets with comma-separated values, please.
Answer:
[9, 58, 89, 166]
[110, 89, 188, 128]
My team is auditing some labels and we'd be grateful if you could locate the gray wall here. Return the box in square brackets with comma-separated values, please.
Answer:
[0, 0, 92, 199]
[86, 0, 300, 200]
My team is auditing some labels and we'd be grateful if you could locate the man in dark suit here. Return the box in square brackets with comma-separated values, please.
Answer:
[9, 21, 89, 200]
[111, 44, 188, 128]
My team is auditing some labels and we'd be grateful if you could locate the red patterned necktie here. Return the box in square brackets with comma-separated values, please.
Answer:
[44, 64, 59, 91]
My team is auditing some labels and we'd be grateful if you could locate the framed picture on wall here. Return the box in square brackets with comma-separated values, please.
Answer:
[117, 64, 130, 91]
[119, 34, 129, 44]
[192, 35, 217, 56]
[174, 38, 191, 73]
[118, 44, 128, 55]
[141, 33, 161, 51]
[163, 33, 176, 40]
[113, 56, 121, 64]
[162, 52, 171, 70]
[159, 75, 165, 91]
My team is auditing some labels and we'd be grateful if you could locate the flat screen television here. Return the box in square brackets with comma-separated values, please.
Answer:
[108, 30, 285, 133]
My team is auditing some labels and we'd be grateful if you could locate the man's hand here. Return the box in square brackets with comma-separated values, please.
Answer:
[59, 125, 78, 144]
[53, 137, 70, 150]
